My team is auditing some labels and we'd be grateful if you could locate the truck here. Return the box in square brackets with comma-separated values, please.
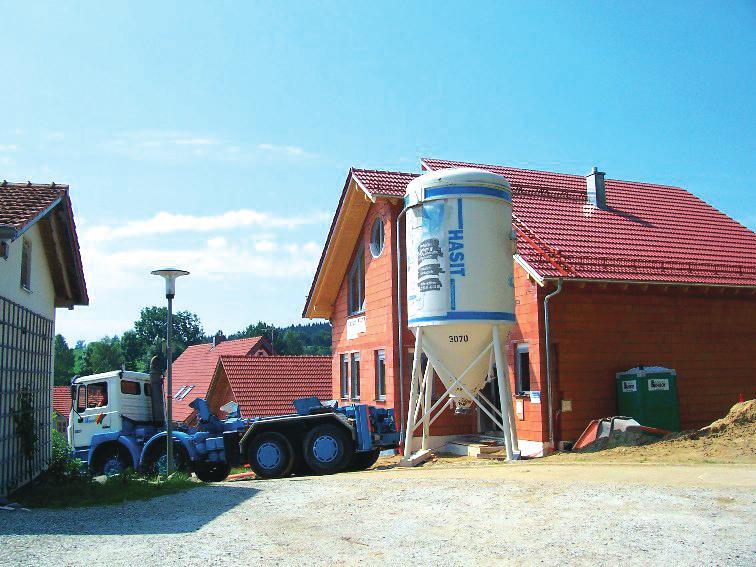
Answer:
[69, 370, 399, 481]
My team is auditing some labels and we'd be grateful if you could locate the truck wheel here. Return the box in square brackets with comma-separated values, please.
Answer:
[146, 441, 189, 476]
[347, 449, 381, 471]
[303, 424, 353, 474]
[195, 463, 231, 483]
[247, 432, 294, 479]
[93, 444, 131, 476]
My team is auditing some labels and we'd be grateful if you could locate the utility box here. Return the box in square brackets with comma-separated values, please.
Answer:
[616, 366, 680, 431]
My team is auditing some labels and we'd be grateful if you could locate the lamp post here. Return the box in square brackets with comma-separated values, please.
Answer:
[151, 268, 189, 476]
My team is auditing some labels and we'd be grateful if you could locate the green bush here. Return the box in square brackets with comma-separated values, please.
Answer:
[47, 428, 87, 482]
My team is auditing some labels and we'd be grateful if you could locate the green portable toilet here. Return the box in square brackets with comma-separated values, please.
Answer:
[615, 366, 680, 431]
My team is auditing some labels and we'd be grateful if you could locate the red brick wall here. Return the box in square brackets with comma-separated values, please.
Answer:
[549, 284, 756, 442]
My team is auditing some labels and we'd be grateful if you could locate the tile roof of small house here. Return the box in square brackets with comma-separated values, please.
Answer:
[52, 385, 71, 421]
[218, 355, 332, 417]
[171, 336, 272, 422]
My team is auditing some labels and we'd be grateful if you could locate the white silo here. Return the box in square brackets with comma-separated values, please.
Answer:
[401, 168, 520, 463]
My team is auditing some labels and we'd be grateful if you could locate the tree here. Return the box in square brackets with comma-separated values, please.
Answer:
[133, 306, 205, 361]
[281, 329, 304, 355]
[53, 334, 75, 385]
[120, 330, 146, 372]
[80, 337, 123, 376]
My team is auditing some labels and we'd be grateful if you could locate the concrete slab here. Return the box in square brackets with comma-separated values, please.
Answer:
[399, 449, 433, 467]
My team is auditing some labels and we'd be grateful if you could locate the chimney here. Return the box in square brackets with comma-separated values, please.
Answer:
[212, 332, 226, 347]
[586, 167, 606, 208]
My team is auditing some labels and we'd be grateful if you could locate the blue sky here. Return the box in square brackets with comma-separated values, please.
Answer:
[2, 1, 754, 343]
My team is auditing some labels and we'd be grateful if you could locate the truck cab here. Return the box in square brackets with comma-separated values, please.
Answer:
[69, 370, 156, 466]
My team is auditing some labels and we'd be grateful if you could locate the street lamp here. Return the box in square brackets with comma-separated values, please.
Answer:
[151, 268, 189, 476]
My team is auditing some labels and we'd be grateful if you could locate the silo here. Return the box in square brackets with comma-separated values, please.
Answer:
[401, 168, 520, 463]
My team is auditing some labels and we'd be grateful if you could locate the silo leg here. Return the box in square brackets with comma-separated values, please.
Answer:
[403, 328, 423, 459]
[493, 326, 515, 461]
[499, 355, 520, 454]
[421, 361, 434, 450]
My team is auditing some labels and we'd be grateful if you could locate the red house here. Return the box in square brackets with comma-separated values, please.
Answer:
[170, 336, 273, 425]
[304, 158, 756, 455]
[204, 355, 332, 418]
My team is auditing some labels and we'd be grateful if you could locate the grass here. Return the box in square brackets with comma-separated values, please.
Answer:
[13, 471, 200, 508]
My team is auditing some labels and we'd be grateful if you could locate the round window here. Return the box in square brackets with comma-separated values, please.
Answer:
[370, 218, 384, 258]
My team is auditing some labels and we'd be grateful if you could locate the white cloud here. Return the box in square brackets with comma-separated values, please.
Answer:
[106, 130, 315, 163]
[257, 143, 310, 157]
[82, 208, 330, 242]
[0, 144, 18, 151]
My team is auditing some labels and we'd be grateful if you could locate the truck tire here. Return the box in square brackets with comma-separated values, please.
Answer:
[92, 443, 132, 476]
[347, 449, 381, 472]
[247, 431, 294, 479]
[145, 441, 189, 476]
[195, 463, 231, 483]
[302, 424, 353, 475]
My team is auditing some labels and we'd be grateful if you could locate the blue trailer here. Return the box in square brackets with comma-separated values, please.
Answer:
[69, 370, 398, 481]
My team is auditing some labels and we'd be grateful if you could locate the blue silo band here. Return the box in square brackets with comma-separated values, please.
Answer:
[408, 311, 516, 324]
[424, 186, 512, 201]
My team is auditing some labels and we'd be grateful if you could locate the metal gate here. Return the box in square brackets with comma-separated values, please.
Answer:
[0, 295, 54, 497]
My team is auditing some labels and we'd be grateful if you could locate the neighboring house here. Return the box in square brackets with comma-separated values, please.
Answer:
[0, 181, 88, 496]
[170, 336, 273, 425]
[304, 159, 756, 455]
[205, 355, 332, 419]
[52, 385, 71, 436]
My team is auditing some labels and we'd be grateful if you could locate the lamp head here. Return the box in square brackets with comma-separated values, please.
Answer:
[151, 268, 190, 298]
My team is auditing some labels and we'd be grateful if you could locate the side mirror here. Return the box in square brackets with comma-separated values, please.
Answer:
[70, 384, 77, 400]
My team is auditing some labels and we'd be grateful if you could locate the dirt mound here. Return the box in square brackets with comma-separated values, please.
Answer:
[550, 400, 756, 464]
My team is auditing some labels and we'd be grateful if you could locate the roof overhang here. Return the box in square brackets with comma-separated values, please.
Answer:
[303, 170, 375, 319]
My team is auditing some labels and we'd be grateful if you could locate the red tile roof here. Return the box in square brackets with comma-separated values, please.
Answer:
[0, 182, 88, 305]
[52, 385, 71, 421]
[352, 168, 418, 197]
[171, 337, 272, 422]
[0, 182, 64, 230]
[422, 158, 756, 286]
[219, 355, 332, 417]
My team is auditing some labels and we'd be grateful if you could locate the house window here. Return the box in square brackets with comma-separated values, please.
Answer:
[347, 246, 365, 315]
[20, 238, 31, 291]
[339, 354, 349, 398]
[370, 218, 384, 258]
[375, 349, 386, 400]
[350, 352, 360, 400]
[515, 344, 531, 394]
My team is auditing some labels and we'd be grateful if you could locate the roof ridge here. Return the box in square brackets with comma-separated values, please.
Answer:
[351, 166, 417, 176]
[421, 157, 685, 190]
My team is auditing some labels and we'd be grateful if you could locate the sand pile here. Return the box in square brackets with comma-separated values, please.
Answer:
[552, 400, 756, 464]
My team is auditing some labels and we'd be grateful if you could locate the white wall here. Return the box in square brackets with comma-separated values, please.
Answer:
[0, 223, 56, 319]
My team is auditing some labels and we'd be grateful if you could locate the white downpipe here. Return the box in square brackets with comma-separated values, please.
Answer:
[403, 328, 423, 458]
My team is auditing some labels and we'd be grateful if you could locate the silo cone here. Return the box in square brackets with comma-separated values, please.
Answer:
[401, 168, 520, 464]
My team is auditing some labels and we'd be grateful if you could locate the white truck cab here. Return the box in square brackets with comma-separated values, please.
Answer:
[69, 370, 153, 450]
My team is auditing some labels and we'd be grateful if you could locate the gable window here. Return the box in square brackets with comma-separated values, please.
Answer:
[515, 344, 531, 394]
[350, 352, 360, 400]
[370, 218, 385, 258]
[20, 238, 31, 291]
[339, 354, 349, 398]
[347, 246, 365, 315]
[375, 349, 386, 400]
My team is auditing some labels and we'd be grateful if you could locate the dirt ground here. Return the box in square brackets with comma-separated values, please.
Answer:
[2, 460, 754, 566]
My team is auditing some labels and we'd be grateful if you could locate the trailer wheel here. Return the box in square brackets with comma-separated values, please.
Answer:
[247, 432, 294, 479]
[347, 449, 381, 472]
[195, 463, 231, 483]
[302, 424, 353, 474]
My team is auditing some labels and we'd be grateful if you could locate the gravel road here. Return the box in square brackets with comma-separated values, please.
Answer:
[1, 462, 754, 566]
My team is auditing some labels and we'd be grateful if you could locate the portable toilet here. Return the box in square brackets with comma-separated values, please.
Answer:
[616, 366, 680, 431]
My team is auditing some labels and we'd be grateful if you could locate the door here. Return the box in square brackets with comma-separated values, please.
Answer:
[70, 380, 119, 449]
[478, 376, 502, 434]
